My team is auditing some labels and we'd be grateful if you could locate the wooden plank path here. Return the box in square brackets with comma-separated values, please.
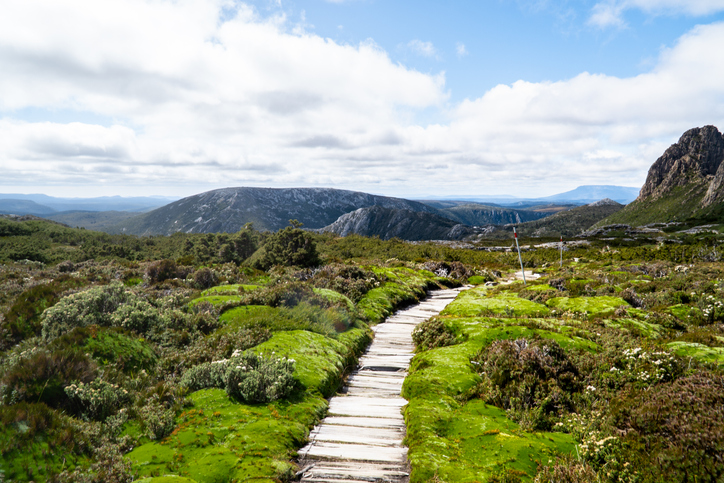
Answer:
[298, 287, 466, 483]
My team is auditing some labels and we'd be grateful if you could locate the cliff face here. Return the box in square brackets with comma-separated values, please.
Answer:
[321, 206, 479, 241]
[597, 125, 724, 227]
[638, 126, 724, 201]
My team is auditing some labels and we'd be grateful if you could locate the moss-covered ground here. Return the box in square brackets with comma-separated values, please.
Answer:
[125, 265, 445, 483]
[405, 258, 724, 482]
[4, 219, 724, 482]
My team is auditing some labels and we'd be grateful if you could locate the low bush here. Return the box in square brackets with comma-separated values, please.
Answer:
[0, 347, 97, 407]
[311, 264, 380, 302]
[609, 371, 724, 482]
[193, 267, 218, 289]
[40, 283, 175, 343]
[471, 338, 581, 430]
[412, 317, 458, 351]
[138, 394, 176, 441]
[145, 259, 190, 284]
[180, 351, 297, 403]
[65, 378, 130, 421]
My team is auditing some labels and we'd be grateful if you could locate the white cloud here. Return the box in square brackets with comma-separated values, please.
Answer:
[456, 42, 468, 58]
[406, 39, 438, 59]
[589, 0, 724, 28]
[0, 0, 724, 198]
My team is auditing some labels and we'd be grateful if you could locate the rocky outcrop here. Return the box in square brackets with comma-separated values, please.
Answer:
[638, 126, 724, 201]
[321, 206, 479, 241]
[594, 125, 724, 227]
[587, 198, 620, 207]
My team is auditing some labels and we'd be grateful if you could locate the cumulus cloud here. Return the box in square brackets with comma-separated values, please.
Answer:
[456, 42, 468, 58]
[0, 0, 723, 198]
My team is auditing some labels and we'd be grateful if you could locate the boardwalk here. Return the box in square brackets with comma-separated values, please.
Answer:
[298, 287, 466, 483]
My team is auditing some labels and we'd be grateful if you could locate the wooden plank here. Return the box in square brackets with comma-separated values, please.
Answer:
[300, 287, 466, 482]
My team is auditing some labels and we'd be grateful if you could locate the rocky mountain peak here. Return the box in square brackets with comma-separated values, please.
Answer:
[638, 125, 724, 201]
[587, 198, 621, 207]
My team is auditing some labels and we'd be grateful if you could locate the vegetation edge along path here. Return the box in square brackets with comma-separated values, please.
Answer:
[298, 286, 468, 482]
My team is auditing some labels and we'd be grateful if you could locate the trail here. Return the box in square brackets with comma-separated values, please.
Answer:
[297, 286, 466, 483]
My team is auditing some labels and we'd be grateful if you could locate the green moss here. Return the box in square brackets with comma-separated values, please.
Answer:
[667, 304, 700, 320]
[251, 329, 370, 396]
[0, 403, 90, 481]
[441, 288, 550, 318]
[217, 306, 277, 329]
[546, 296, 629, 317]
[312, 288, 355, 312]
[406, 397, 575, 483]
[137, 477, 199, 483]
[128, 389, 324, 483]
[189, 295, 242, 308]
[667, 341, 724, 366]
[602, 318, 665, 338]
[468, 275, 488, 285]
[201, 284, 259, 295]
[82, 328, 157, 371]
[525, 284, 554, 292]
[357, 266, 443, 324]
[403, 331, 577, 482]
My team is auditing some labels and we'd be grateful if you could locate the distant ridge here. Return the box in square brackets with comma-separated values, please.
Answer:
[108, 187, 440, 235]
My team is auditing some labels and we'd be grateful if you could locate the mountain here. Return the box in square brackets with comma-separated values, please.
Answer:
[320, 206, 478, 241]
[0, 194, 176, 213]
[418, 201, 553, 226]
[0, 199, 57, 216]
[416, 185, 639, 206]
[536, 185, 639, 204]
[598, 126, 724, 227]
[108, 187, 440, 236]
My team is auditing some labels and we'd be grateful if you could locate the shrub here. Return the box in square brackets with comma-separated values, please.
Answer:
[0, 275, 85, 348]
[311, 264, 380, 302]
[138, 394, 176, 441]
[609, 371, 724, 482]
[0, 347, 96, 407]
[471, 339, 580, 430]
[179, 361, 228, 391]
[41, 283, 167, 342]
[193, 267, 218, 289]
[254, 227, 320, 269]
[180, 351, 297, 403]
[65, 379, 130, 421]
[533, 456, 598, 483]
[225, 352, 296, 403]
[145, 259, 182, 283]
[412, 317, 458, 351]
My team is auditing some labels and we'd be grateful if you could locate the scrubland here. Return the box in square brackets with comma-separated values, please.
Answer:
[1, 216, 724, 482]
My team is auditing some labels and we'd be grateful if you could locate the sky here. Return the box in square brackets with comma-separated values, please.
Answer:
[2, 0, 724, 200]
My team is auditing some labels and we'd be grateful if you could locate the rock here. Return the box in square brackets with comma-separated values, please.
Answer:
[638, 125, 724, 201]
[320, 206, 481, 241]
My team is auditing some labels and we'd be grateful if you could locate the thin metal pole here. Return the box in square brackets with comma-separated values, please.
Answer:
[514, 227, 526, 285]
[560, 236, 563, 268]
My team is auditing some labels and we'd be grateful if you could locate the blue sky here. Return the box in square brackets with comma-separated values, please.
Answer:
[278, 0, 723, 98]
[1, 0, 724, 199]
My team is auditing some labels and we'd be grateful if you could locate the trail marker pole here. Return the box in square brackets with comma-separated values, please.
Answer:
[560, 236, 563, 268]
[514, 227, 526, 285]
